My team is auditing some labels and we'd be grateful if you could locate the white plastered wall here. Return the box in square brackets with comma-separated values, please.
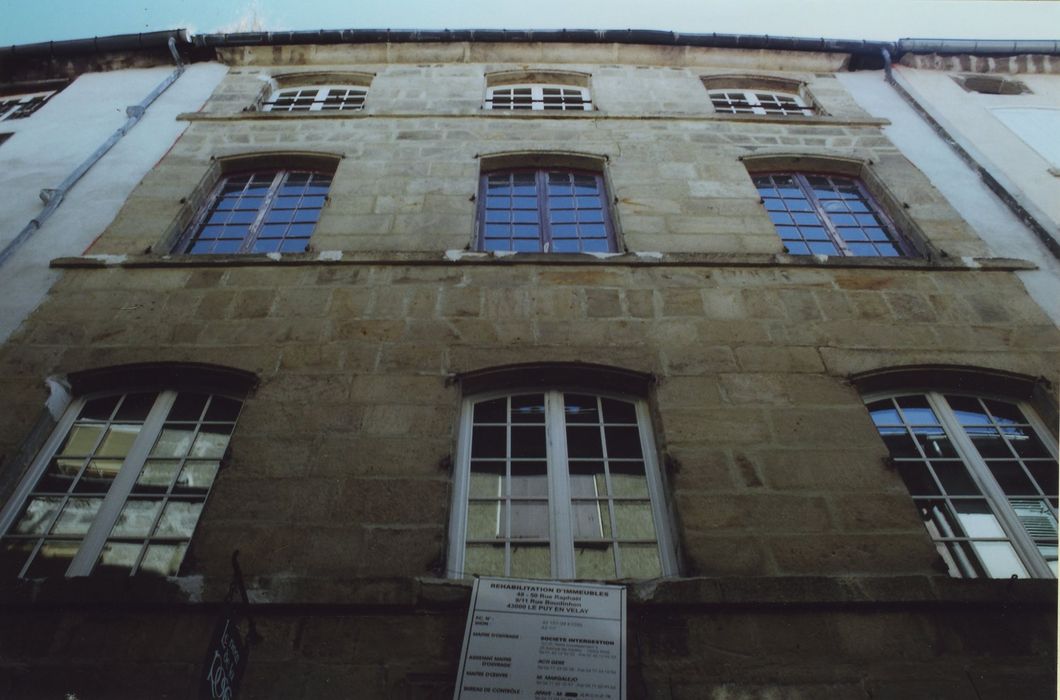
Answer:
[0, 62, 228, 343]
[838, 70, 1060, 327]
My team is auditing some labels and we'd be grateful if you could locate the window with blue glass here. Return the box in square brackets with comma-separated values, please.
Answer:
[477, 169, 616, 253]
[179, 170, 331, 254]
[754, 173, 909, 257]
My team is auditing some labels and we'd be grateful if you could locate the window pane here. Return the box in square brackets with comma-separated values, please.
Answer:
[953, 500, 1006, 538]
[569, 462, 606, 498]
[510, 395, 545, 423]
[471, 426, 506, 458]
[574, 545, 616, 579]
[971, 541, 1029, 578]
[619, 543, 662, 579]
[510, 426, 546, 458]
[465, 544, 505, 576]
[191, 425, 233, 458]
[150, 427, 194, 458]
[510, 502, 549, 539]
[25, 541, 79, 577]
[111, 499, 163, 538]
[511, 462, 548, 498]
[174, 461, 220, 493]
[510, 544, 550, 578]
[140, 543, 188, 576]
[469, 462, 504, 498]
[604, 427, 643, 458]
[614, 503, 656, 539]
[155, 501, 204, 538]
[932, 461, 981, 495]
[573, 501, 612, 539]
[72, 459, 123, 493]
[168, 393, 208, 422]
[97, 542, 142, 573]
[610, 462, 649, 498]
[566, 426, 603, 458]
[565, 394, 601, 423]
[52, 497, 102, 535]
[467, 502, 502, 539]
[135, 460, 181, 492]
[58, 425, 104, 456]
[96, 425, 142, 457]
[12, 497, 63, 535]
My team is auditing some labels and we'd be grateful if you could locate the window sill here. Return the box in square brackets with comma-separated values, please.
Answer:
[51, 251, 1036, 272]
[177, 110, 890, 128]
[0, 574, 1052, 609]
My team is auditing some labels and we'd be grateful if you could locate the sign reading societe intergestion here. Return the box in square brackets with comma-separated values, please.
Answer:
[453, 577, 626, 699]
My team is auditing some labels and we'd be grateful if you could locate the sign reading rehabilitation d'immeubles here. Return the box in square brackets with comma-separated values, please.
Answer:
[453, 577, 626, 700]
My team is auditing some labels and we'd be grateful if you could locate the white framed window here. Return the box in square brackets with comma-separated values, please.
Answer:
[484, 85, 592, 111]
[448, 390, 676, 580]
[262, 85, 367, 112]
[0, 90, 56, 121]
[708, 90, 814, 116]
[0, 390, 242, 577]
[865, 392, 1058, 578]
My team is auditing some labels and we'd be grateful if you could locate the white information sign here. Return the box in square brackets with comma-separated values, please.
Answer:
[453, 577, 626, 700]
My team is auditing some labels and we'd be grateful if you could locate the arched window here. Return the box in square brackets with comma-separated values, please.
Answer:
[177, 167, 333, 255]
[448, 379, 676, 580]
[477, 167, 616, 253]
[864, 391, 1057, 578]
[0, 365, 254, 578]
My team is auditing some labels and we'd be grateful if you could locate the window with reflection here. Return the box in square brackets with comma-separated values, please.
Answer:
[865, 392, 1058, 578]
[449, 390, 675, 580]
[754, 173, 910, 257]
[0, 390, 242, 577]
[477, 169, 615, 253]
[178, 169, 332, 254]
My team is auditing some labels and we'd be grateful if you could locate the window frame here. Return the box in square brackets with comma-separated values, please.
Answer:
[175, 168, 332, 255]
[447, 388, 678, 581]
[864, 390, 1058, 579]
[475, 167, 618, 254]
[708, 89, 815, 116]
[754, 171, 912, 257]
[261, 85, 368, 112]
[0, 90, 56, 121]
[0, 389, 242, 578]
[483, 84, 593, 112]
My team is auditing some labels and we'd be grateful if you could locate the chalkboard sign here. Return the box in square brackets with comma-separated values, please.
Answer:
[201, 610, 248, 700]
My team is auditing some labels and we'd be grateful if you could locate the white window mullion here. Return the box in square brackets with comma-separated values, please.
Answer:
[447, 397, 476, 578]
[546, 390, 575, 578]
[636, 399, 678, 577]
[928, 393, 1053, 578]
[67, 391, 177, 576]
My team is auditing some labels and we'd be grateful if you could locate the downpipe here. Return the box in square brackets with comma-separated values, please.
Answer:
[0, 37, 186, 269]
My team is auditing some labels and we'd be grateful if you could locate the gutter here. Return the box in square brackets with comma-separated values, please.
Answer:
[878, 47, 1060, 259]
[0, 38, 187, 269]
[0, 29, 190, 60]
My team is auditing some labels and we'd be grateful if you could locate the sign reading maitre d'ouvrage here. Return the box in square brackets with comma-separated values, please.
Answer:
[454, 577, 627, 700]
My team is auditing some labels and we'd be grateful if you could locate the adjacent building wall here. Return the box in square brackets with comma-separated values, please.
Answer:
[0, 62, 228, 343]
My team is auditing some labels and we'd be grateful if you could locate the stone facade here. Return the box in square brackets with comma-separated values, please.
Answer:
[0, 37, 1056, 699]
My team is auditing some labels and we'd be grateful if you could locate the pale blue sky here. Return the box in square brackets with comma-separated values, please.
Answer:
[2, 0, 1057, 46]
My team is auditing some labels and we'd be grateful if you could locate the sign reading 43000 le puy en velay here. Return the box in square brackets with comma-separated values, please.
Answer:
[454, 577, 627, 699]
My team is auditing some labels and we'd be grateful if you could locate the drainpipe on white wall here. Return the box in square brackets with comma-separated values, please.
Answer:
[0, 37, 187, 268]
[879, 43, 1060, 259]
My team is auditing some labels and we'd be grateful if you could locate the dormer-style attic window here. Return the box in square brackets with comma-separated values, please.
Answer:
[483, 70, 593, 112]
[259, 72, 373, 113]
[702, 74, 819, 116]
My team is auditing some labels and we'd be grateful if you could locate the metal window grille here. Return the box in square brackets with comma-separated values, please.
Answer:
[0, 91, 56, 121]
[0, 391, 243, 577]
[478, 169, 615, 253]
[262, 86, 367, 112]
[754, 173, 909, 257]
[449, 391, 676, 580]
[866, 392, 1058, 578]
[708, 90, 814, 116]
[179, 170, 331, 255]
[484, 85, 592, 111]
